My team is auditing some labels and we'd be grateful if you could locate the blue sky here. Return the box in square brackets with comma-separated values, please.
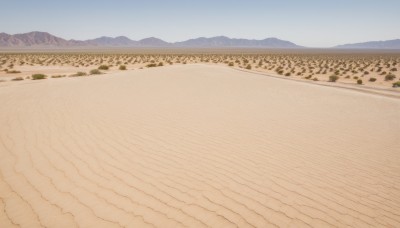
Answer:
[1, 0, 399, 47]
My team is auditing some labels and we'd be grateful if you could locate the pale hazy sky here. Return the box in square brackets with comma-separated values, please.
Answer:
[1, 0, 399, 47]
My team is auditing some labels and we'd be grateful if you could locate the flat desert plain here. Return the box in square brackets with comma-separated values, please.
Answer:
[0, 64, 400, 227]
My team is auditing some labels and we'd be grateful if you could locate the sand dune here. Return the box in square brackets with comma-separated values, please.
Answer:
[0, 64, 399, 227]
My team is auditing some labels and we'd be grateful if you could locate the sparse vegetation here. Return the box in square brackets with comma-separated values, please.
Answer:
[0, 52, 398, 88]
[329, 75, 339, 82]
[98, 65, 109, 70]
[12, 77, 24, 81]
[70, 72, 87, 77]
[31, 74, 47, 80]
[90, 69, 102, 75]
[51, 75, 66, 78]
[385, 74, 396, 81]
[146, 63, 157, 68]
[7, 70, 21, 74]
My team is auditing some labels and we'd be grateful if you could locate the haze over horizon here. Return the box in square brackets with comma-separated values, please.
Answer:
[1, 0, 400, 47]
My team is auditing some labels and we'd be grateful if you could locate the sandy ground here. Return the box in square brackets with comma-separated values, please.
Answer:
[0, 65, 399, 227]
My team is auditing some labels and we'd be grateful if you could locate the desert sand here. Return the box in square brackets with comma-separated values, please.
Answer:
[1, 64, 400, 227]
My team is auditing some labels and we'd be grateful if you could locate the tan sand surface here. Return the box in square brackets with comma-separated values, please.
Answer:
[0, 65, 399, 227]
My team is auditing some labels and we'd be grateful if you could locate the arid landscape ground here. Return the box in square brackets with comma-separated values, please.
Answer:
[1, 50, 399, 89]
[0, 49, 400, 227]
[0, 49, 400, 88]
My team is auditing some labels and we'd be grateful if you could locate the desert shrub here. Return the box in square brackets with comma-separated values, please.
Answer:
[246, 64, 252, 70]
[228, 62, 234, 66]
[313, 78, 319, 81]
[31, 74, 47, 80]
[285, 72, 291, 76]
[119, 65, 127, 70]
[146, 63, 157, 68]
[393, 81, 400, 88]
[391, 68, 397, 71]
[7, 70, 21, 74]
[158, 62, 164, 66]
[357, 79, 363, 85]
[385, 74, 396, 81]
[369, 77, 377, 82]
[76, 72, 87, 76]
[70, 72, 87, 77]
[98, 65, 109, 70]
[90, 69, 101, 75]
[329, 75, 339, 82]
[12, 77, 24, 81]
[51, 75, 65, 78]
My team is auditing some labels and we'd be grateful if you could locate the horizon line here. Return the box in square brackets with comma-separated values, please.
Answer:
[1, 31, 400, 49]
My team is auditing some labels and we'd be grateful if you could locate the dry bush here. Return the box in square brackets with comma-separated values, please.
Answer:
[90, 69, 102, 75]
[32, 74, 47, 80]
[98, 65, 109, 70]
[70, 72, 87, 77]
[12, 77, 24, 81]
[329, 75, 339, 82]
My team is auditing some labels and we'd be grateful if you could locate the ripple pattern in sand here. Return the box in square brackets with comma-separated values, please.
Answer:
[1, 65, 400, 227]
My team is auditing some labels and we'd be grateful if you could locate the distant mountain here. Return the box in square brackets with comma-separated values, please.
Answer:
[2, 32, 400, 49]
[0, 31, 89, 47]
[335, 39, 400, 49]
[138, 37, 170, 46]
[175, 36, 301, 48]
[0, 31, 302, 48]
[86, 36, 137, 46]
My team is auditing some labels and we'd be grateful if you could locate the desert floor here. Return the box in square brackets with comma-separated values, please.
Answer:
[0, 64, 399, 227]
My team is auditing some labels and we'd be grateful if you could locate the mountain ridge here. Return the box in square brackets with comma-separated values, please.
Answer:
[0, 31, 302, 48]
[1, 32, 400, 49]
[334, 39, 400, 49]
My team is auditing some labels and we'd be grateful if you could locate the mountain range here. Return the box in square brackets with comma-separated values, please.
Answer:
[334, 39, 400, 49]
[0, 32, 301, 48]
[0, 32, 399, 49]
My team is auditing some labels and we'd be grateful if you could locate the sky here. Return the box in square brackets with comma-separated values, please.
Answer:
[1, 0, 399, 47]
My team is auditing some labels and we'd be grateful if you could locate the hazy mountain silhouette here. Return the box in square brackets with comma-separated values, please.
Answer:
[335, 39, 400, 49]
[0, 31, 303, 48]
[174, 36, 301, 48]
